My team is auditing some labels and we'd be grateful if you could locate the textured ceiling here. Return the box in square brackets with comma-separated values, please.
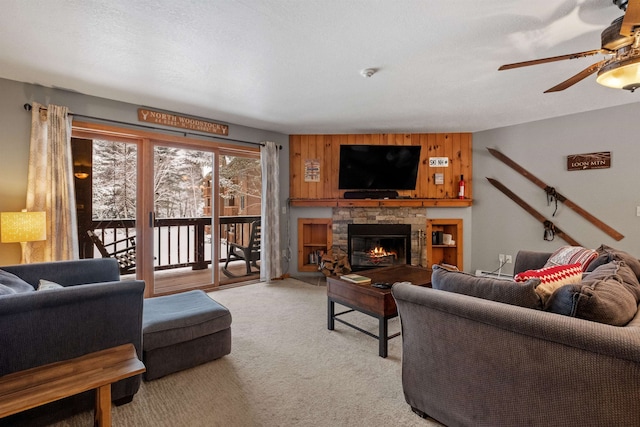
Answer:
[0, 0, 637, 134]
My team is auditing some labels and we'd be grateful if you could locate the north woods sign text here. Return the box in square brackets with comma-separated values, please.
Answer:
[567, 151, 611, 171]
[138, 109, 229, 136]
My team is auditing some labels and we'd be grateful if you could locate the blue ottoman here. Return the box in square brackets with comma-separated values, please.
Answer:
[142, 290, 232, 380]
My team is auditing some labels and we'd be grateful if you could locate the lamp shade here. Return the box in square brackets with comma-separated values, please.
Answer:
[0, 211, 47, 243]
[596, 56, 640, 91]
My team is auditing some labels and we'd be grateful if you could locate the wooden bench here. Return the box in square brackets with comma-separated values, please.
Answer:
[0, 344, 145, 427]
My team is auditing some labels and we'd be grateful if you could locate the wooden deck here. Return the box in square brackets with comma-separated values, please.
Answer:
[122, 260, 260, 296]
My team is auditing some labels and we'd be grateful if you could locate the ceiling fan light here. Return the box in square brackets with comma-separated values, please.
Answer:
[596, 56, 640, 90]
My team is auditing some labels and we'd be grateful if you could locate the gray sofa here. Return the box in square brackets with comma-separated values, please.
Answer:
[0, 258, 145, 426]
[392, 248, 640, 427]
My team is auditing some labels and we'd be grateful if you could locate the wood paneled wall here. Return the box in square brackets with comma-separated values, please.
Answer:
[289, 133, 472, 204]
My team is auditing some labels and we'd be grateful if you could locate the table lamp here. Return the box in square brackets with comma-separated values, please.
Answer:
[0, 211, 47, 263]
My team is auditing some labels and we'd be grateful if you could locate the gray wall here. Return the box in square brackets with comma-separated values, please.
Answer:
[472, 102, 640, 276]
[0, 77, 289, 265]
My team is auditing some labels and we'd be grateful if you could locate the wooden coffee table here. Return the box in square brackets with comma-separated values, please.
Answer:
[327, 264, 431, 358]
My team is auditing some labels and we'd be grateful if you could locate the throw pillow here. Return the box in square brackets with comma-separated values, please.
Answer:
[431, 265, 542, 309]
[0, 269, 35, 293]
[591, 244, 640, 280]
[582, 259, 640, 302]
[584, 252, 612, 273]
[37, 279, 63, 291]
[543, 246, 598, 271]
[545, 261, 640, 326]
[514, 263, 582, 303]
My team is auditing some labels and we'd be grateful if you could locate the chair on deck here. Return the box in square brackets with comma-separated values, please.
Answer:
[87, 229, 137, 274]
[222, 220, 261, 277]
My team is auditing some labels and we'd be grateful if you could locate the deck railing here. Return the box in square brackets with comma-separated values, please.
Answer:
[84, 215, 260, 272]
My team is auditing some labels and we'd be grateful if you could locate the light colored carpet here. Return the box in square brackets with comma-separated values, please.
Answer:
[54, 278, 442, 426]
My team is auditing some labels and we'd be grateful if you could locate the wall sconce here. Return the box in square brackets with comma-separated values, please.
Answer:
[0, 211, 47, 263]
[74, 165, 90, 180]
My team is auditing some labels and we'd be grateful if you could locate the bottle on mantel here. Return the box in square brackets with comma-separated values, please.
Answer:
[458, 175, 465, 199]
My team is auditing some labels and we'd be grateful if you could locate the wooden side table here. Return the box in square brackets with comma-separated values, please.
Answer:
[0, 344, 145, 427]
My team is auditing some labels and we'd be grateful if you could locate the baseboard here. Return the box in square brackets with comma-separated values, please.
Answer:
[474, 269, 512, 279]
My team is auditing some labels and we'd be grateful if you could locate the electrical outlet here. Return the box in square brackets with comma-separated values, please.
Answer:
[281, 206, 287, 214]
[499, 254, 505, 263]
[505, 255, 512, 264]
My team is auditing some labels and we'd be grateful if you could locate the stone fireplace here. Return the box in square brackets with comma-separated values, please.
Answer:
[332, 207, 428, 268]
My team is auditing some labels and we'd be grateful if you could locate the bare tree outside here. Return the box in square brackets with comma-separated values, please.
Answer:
[92, 141, 261, 220]
[153, 147, 213, 219]
[219, 155, 262, 216]
[92, 140, 137, 220]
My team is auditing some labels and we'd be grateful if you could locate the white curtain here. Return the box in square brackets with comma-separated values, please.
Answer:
[260, 141, 282, 282]
[25, 102, 79, 262]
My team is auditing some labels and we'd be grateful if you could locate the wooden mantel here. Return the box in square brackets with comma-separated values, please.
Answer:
[289, 133, 472, 207]
[288, 198, 472, 207]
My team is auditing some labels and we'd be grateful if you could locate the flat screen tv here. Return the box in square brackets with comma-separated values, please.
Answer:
[338, 145, 422, 191]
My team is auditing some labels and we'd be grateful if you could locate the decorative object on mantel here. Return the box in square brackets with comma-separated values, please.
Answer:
[319, 247, 352, 277]
[486, 178, 582, 246]
[567, 152, 611, 171]
[137, 108, 229, 136]
[487, 147, 624, 241]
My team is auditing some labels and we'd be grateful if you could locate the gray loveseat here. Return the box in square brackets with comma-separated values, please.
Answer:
[392, 247, 640, 427]
[0, 258, 145, 426]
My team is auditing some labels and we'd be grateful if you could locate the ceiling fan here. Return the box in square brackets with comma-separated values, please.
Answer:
[499, 0, 640, 92]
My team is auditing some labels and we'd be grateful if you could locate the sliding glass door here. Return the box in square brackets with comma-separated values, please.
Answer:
[150, 145, 263, 289]
[218, 151, 262, 284]
[72, 123, 261, 295]
[151, 144, 216, 293]
[72, 136, 139, 279]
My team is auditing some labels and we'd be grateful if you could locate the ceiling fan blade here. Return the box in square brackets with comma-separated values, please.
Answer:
[498, 49, 606, 71]
[621, 0, 640, 36]
[543, 60, 607, 92]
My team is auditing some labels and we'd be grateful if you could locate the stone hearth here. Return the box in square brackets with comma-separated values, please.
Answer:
[332, 207, 428, 267]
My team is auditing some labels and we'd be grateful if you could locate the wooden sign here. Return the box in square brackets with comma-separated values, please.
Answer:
[304, 159, 320, 182]
[137, 108, 229, 136]
[567, 152, 611, 171]
[429, 157, 449, 167]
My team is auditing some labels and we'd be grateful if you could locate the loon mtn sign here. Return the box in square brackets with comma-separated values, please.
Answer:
[567, 151, 611, 171]
[137, 108, 229, 136]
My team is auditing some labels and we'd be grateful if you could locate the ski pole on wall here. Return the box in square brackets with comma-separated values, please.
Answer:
[487, 148, 624, 241]
[487, 178, 582, 247]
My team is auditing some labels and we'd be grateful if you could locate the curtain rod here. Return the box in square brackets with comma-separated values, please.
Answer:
[23, 103, 282, 149]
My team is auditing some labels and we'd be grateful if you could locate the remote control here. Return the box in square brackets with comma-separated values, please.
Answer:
[372, 282, 392, 289]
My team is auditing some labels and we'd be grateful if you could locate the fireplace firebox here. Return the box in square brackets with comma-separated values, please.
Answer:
[348, 224, 411, 271]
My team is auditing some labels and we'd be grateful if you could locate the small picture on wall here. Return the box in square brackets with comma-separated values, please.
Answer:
[567, 151, 611, 171]
[304, 159, 320, 182]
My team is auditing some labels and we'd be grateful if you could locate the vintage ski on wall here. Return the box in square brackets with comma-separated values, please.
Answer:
[487, 148, 624, 241]
[487, 177, 582, 247]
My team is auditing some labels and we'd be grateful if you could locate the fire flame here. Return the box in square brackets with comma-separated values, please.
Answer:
[368, 246, 397, 259]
